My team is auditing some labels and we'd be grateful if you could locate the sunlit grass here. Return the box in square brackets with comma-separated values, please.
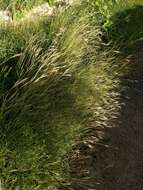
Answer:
[0, 0, 143, 189]
[0, 4, 103, 189]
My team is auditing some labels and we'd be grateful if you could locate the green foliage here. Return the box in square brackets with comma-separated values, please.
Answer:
[1, 0, 143, 189]
[106, 5, 143, 53]
[0, 4, 102, 189]
[85, 0, 143, 52]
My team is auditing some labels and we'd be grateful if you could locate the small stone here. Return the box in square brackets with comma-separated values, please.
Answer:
[0, 10, 12, 23]
[26, 3, 55, 18]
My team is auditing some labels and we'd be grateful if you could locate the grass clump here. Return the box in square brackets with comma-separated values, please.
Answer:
[0, 4, 102, 189]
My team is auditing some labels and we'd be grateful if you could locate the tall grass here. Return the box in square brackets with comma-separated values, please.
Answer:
[0, 0, 143, 189]
[0, 3, 102, 189]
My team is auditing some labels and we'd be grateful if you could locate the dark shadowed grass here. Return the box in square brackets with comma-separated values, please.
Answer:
[105, 5, 143, 54]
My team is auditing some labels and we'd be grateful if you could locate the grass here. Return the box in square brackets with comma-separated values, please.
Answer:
[0, 0, 143, 189]
[0, 4, 102, 189]
[0, 0, 46, 16]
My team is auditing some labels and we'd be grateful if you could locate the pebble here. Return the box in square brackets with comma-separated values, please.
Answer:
[0, 10, 12, 23]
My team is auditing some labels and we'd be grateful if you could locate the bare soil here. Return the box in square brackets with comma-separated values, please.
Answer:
[93, 50, 143, 190]
[70, 50, 143, 190]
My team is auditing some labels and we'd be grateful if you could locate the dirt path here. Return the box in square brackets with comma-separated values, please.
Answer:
[96, 88, 143, 189]
[93, 51, 143, 190]
[70, 50, 143, 190]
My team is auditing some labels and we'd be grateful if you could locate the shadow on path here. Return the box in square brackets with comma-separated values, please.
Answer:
[92, 5, 143, 189]
[93, 50, 143, 190]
